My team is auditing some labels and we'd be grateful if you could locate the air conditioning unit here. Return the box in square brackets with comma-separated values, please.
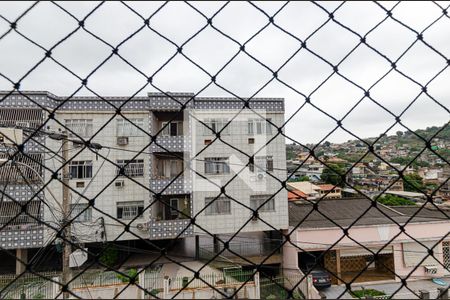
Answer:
[117, 136, 129, 146]
[115, 180, 125, 188]
[220, 287, 236, 298]
[136, 223, 148, 231]
[256, 172, 266, 180]
[424, 266, 437, 274]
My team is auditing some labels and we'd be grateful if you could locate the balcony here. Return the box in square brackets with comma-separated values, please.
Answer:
[150, 177, 191, 195]
[152, 194, 191, 221]
[148, 218, 193, 239]
[151, 154, 191, 194]
[149, 194, 193, 239]
[0, 200, 44, 249]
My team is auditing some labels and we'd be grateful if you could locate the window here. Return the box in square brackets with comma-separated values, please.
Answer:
[170, 199, 179, 218]
[250, 195, 275, 212]
[204, 157, 230, 175]
[202, 119, 229, 135]
[248, 138, 255, 144]
[249, 156, 274, 173]
[70, 204, 92, 222]
[117, 118, 145, 137]
[444, 241, 449, 269]
[161, 121, 183, 136]
[205, 197, 231, 215]
[69, 161, 93, 179]
[117, 201, 144, 220]
[116, 159, 144, 177]
[247, 118, 272, 135]
[156, 159, 183, 179]
[65, 119, 93, 138]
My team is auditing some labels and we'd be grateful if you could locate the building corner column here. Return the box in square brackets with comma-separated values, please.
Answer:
[15, 248, 28, 275]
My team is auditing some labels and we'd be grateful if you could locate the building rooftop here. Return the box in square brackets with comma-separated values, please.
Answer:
[287, 181, 320, 194]
[288, 198, 450, 229]
[317, 184, 341, 191]
[288, 190, 307, 201]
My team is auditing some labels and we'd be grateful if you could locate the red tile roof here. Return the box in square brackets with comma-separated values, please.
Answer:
[318, 184, 341, 191]
[288, 190, 307, 200]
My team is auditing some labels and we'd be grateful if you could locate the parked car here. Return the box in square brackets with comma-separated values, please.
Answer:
[304, 263, 332, 289]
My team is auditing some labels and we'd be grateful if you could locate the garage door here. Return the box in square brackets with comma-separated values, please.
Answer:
[402, 241, 440, 267]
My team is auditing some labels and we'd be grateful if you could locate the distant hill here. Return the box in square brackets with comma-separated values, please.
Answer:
[411, 123, 449, 140]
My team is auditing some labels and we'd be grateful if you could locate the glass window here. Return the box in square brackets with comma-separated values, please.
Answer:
[250, 195, 275, 212]
[247, 118, 273, 135]
[202, 119, 229, 135]
[161, 121, 183, 136]
[204, 157, 230, 175]
[205, 197, 231, 215]
[116, 159, 144, 177]
[69, 161, 93, 179]
[117, 201, 144, 220]
[65, 119, 93, 138]
[249, 156, 274, 173]
[117, 118, 145, 137]
[156, 159, 183, 179]
[70, 204, 92, 222]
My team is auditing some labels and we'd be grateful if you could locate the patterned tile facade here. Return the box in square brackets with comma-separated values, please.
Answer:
[0, 91, 285, 248]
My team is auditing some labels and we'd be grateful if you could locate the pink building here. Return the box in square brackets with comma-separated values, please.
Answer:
[283, 198, 450, 285]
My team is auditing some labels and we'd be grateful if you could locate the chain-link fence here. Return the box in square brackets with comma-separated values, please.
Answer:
[0, 1, 449, 299]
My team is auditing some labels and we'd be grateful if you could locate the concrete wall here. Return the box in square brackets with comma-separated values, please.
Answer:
[191, 110, 288, 235]
[284, 220, 450, 281]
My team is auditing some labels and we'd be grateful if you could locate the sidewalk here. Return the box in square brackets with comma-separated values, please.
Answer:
[321, 277, 449, 299]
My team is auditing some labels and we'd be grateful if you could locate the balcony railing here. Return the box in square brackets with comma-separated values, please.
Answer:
[150, 135, 185, 152]
[150, 177, 191, 194]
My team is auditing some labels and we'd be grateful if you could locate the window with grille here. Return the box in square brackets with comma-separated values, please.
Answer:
[205, 197, 231, 215]
[117, 118, 145, 137]
[250, 195, 275, 212]
[116, 159, 144, 177]
[444, 241, 450, 269]
[202, 118, 229, 135]
[65, 119, 93, 138]
[70, 204, 92, 222]
[0, 200, 40, 225]
[249, 156, 274, 173]
[69, 161, 93, 179]
[161, 121, 183, 136]
[247, 118, 272, 135]
[117, 201, 144, 220]
[204, 157, 230, 175]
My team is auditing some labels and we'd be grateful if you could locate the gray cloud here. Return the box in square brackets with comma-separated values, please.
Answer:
[0, 1, 449, 143]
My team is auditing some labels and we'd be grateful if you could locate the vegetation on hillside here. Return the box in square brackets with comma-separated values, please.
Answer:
[321, 164, 346, 187]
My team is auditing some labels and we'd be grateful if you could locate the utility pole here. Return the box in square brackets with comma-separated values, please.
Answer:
[61, 132, 71, 299]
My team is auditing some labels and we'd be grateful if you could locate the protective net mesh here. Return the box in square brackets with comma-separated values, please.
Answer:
[0, 1, 449, 299]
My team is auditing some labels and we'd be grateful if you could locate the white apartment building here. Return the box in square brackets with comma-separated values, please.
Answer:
[0, 91, 288, 272]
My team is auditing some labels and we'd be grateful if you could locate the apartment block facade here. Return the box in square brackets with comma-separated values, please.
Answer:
[0, 91, 288, 255]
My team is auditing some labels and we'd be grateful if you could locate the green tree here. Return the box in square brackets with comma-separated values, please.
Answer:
[321, 164, 345, 187]
[99, 244, 119, 267]
[377, 194, 415, 206]
[288, 175, 310, 182]
[403, 173, 424, 192]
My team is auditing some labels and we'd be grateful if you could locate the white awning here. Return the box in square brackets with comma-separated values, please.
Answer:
[340, 246, 393, 257]
[403, 242, 440, 267]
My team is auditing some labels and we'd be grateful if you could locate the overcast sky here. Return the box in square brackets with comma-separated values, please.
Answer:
[0, 1, 449, 144]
